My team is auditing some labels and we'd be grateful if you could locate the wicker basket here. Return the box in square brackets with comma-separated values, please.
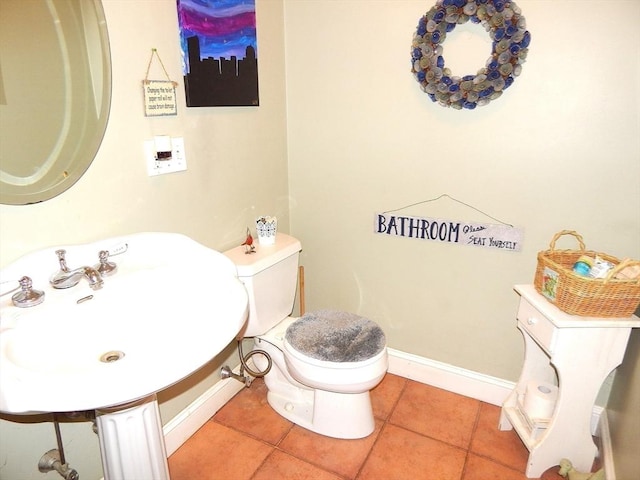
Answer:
[533, 230, 640, 318]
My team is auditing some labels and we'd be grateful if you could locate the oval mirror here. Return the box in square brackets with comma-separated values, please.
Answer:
[0, 0, 111, 205]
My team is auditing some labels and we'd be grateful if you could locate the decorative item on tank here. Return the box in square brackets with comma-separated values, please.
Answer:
[242, 227, 255, 254]
[411, 0, 531, 109]
[256, 216, 277, 245]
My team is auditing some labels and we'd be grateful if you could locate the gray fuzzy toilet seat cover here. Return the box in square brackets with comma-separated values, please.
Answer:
[285, 310, 386, 362]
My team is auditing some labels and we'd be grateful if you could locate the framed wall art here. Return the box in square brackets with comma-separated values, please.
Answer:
[177, 0, 259, 107]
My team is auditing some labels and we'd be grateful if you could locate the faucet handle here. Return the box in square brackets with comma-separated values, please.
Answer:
[12, 276, 45, 308]
[95, 250, 117, 277]
[55, 249, 69, 272]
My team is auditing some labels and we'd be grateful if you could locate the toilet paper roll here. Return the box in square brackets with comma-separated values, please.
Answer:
[523, 380, 558, 420]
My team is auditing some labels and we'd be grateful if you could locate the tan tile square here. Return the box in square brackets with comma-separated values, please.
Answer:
[213, 378, 293, 445]
[463, 454, 567, 480]
[370, 372, 406, 420]
[170, 375, 580, 480]
[168, 421, 272, 480]
[358, 423, 466, 480]
[462, 453, 528, 480]
[389, 380, 480, 449]
[469, 403, 529, 472]
[253, 450, 343, 480]
[278, 419, 383, 479]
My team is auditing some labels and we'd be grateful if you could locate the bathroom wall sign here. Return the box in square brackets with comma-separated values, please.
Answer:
[374, 213, 523, 252]
[143, 80, 178, 117]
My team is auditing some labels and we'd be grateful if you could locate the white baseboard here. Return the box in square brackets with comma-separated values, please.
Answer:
[597, 410, 616, 480]
[162, 349, 607, 454]
[387, 348, 604, 436]
[387, 347, 515, 407]
[162, 370, 246, 456]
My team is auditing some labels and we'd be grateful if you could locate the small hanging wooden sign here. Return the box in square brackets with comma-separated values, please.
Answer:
[143, 49, 178, 117]
[143, 80, 177, 116]
[374, 212, 523, 252]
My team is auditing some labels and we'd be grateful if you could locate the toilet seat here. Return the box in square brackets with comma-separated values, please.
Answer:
[282, 311, 388, 393]
[284, 310, 386, 363]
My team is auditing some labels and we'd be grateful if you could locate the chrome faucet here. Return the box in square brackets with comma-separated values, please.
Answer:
[50, 250, 104, 290]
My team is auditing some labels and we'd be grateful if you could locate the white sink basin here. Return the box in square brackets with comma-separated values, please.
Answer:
[0, 232, 248, 414]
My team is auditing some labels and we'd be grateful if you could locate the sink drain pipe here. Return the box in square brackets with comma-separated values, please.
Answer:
[38, 415, 80, 480]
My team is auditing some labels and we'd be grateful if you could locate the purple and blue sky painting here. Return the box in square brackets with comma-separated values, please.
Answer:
[177, 0, 257, 74]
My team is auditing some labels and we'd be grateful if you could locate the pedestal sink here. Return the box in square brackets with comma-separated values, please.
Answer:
[0, 232, 249, 479]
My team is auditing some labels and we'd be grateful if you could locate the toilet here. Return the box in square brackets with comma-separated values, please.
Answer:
[223, 233, 388, 439]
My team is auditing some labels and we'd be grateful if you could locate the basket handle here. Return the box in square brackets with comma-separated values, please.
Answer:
[549, 230, 586, 252]
[604, 258, 640, 285]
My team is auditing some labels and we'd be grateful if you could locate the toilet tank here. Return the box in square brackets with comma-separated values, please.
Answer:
[223, 233, 302, 337]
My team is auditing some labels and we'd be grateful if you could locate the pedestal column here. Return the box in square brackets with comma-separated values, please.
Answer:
[96, 394, 170, 480]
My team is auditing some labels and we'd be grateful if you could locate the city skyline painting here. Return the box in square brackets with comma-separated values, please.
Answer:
[177, 0, 259, 107]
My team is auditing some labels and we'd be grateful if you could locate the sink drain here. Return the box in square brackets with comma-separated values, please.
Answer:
[100, 350, 125, 363]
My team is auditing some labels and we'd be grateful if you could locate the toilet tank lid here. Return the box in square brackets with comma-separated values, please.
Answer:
[223, 233, 302, 277]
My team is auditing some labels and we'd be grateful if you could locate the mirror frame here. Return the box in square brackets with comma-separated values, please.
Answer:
[0, 0, 111, 205]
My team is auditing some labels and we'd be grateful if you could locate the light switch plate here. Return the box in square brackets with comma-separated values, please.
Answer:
[144, 137, 187, 176]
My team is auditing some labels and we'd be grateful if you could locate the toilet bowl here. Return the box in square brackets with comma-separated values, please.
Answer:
[283, 310, 387, 394]
[252, 315, 387, 439]
[223, 234, 388, 439]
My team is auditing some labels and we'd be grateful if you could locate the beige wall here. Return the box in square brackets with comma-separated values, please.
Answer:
[285, 0, 640, 381]
[284, 1, 640, 476]
[1, 1, 639, 479]
[0, 1, 287, 479]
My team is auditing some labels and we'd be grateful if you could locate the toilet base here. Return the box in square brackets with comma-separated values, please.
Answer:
[266, 387, 375, 439]
[253, 320, 382, 440]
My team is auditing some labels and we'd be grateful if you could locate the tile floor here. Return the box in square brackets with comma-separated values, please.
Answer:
[168, 374, 597, 480]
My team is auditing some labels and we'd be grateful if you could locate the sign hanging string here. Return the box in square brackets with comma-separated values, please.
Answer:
[144, 48, 177, 87]
[382, 193, 513, 227]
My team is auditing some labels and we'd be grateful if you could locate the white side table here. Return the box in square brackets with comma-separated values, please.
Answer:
[499, 284, 640, 478]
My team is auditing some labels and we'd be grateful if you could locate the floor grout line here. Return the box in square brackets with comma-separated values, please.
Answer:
[459, 399, 484, 480]
[172, 374, 569, 480]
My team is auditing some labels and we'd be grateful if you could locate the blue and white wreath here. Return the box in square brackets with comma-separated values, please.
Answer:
[411, 0, 531, 110]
